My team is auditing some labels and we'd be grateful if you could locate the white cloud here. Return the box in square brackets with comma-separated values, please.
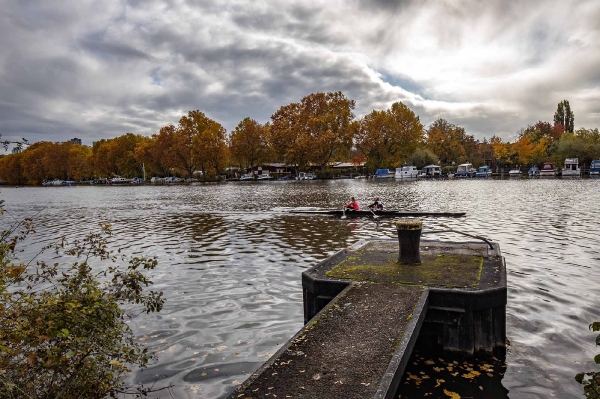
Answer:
[1, 0, 599, 145]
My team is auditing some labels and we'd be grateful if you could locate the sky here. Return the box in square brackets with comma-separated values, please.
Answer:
[1, 0, 600, 147]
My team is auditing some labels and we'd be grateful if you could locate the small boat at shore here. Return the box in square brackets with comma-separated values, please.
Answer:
[561, 158, 581, 177]
[528, 166, 540, 177]
[455, 163, 476, 178]
[508, 168, 522, 177]
[374, 168, 394, 179]
[289, 209, 466, 218]
[395, 166, 419, 179]
[540, 162, 557, 177]
[590, 160, 600, 176]
[475, 165, 492, 178]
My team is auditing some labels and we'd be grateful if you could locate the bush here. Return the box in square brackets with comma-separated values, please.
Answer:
[0, 200, 166, 398]
[576, 322, 600, 398]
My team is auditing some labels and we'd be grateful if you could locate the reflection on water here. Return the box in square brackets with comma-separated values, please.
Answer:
[1, 179, 599, 398]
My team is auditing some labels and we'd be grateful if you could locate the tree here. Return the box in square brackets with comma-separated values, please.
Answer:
[302, 92, 355, 171]
[405, 148, 438, 169]
[269, 102, 311, 173]
[425, 119, 467, 165]
[0, 202, 167, 398]
[135, 126, 179, 178]
[269, 92, 356, 173]
[554, 100, 574, 133]
[490, 136, 511, 168]
[196, 120, 229, 178]
[230, 118, 270, 169]
[354, 102, 423, 170]
[171, 110, 226, 178]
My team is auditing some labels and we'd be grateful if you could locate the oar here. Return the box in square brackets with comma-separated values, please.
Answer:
[341, 207, 347, 219]
[369, 207, 379, 219]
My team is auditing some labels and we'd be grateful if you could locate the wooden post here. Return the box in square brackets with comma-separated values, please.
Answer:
[395, 219, 422, 264]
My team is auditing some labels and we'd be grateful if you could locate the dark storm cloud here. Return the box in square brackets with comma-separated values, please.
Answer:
[1, 0, 599, 145]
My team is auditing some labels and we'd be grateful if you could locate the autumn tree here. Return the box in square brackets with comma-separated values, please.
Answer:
[165, 110, 228, 179]
[196, 120, 229, 177]
[354, 102, 423, 170]
[91, 134, 145, 178]
[0, 152, 25, 184]
[302, 92, 355, 171]
[134, 133, 176, 178]
[20, 142, 54, 183]
[425, 119, 470, 165]
[229, 117, 269, 169]
[512, 135, 536, 165]
[490, 136, 511, 168]
[269, 102, 312, 173]
[269, 92, 356, 173]
[554, 100, 574, 133]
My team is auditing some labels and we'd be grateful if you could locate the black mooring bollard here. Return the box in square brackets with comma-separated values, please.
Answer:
[395, 219, 422, 264]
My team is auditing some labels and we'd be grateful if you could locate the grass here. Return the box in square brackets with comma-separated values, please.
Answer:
[325, 253, 483, 288]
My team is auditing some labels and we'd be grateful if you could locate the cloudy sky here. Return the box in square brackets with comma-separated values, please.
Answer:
[1, 0, 600, 146]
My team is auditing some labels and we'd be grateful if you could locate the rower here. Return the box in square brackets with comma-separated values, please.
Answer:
[368, 196, 384, 211]
[344, 196, 360, 211]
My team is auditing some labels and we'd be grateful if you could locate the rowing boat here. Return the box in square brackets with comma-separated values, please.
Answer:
[289, 210, 466, 218]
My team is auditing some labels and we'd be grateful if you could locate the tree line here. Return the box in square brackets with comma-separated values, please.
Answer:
[1, 95, 599, 184]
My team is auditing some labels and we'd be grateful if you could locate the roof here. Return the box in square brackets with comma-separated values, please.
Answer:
[332, 162, 366, 168]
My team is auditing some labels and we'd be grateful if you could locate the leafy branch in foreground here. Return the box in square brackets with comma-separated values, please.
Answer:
[0, 200, 167, 398]
[576, 321, 600, 399]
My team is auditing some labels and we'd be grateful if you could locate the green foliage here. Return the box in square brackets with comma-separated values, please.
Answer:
[554, 100, 574, 133]
[576, 321, 600, 398]
[0, 200, 167, 398]
[406, 148, 438, 169]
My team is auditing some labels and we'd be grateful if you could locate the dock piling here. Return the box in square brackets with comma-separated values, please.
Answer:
[396, 219, 422, 264]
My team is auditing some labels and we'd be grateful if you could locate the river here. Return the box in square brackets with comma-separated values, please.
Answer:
[1, 178, 599, 398]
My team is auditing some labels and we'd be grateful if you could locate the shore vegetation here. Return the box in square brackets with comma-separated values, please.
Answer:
[1, 96, 599, 184]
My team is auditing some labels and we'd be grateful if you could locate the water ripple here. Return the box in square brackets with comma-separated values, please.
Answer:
[1, 179, 599, 398]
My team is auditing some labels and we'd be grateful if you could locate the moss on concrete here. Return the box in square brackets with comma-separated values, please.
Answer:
[325, 253, 483, 287]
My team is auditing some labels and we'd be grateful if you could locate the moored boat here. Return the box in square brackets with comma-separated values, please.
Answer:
[420, 164, 441, 178]
[508, 168, 522, 177]
[374, 168, 394, 179]
[239, 174, 254, 181]
[590, 160, 600, 176]
[394, 166, 419, 179]
[109, 176, 131, 184]
[475, 165, 492, 178]
[528, 166, 540, 177]
[561, 158, 581, 177]
[455, 163, 476, 178]
[256, 171, 271, 181]
[539, 162, 557, 177]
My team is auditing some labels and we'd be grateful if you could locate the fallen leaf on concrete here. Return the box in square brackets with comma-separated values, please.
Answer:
[443, 388, 461, 399]
[461, 370, 481, 379]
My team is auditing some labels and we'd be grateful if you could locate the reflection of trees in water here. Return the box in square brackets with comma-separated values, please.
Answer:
[273, 216, 354, 256]
[152, 213, 354, 265]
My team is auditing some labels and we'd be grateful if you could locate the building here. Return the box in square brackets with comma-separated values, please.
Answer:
[70, 138, 82, 145]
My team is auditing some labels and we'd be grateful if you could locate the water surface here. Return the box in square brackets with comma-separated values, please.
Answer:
[2, 179, 599, 398]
